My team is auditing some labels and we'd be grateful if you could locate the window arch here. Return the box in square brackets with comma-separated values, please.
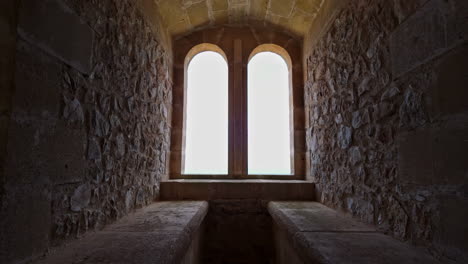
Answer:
[182, 44, 229, 175]
[247, 44, 294, 175]
[170, 34, 306, 180]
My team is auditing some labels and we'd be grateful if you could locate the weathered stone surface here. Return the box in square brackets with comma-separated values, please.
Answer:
[34, 202, 208, 264]
[187, 1, 209, 28]
[13, 40, 62, 117]
[398, 129, 434, 185]
[269, 202, 375, 233]
[399, 87, 427, 128]
[156, 0, 324, 37]
[436, 196, 468, 262]
[87, 137, 101, 161]
[63, 98, 84, 125]
[431, 45, 468, 115]
[160, 180, 315, 201]
[70, 184, 91, 212]
[269, 201, 438, 264]
[337, 126, 352, 149]
[399, 122, 468, 186]
[17, 0, 93, 73]
[3, 184, 51, 263]
[299, 232, 438, 264]
[348, 146, 362, 166]
[390, 0, 450, 78]
[45, 123, 86, 184]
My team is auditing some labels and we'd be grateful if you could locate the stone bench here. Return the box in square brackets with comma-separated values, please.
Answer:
[268, 201, 439, 264]
[35, 201, 208, 264]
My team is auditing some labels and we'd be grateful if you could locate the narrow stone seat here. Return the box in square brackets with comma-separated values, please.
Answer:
[268, 201, 439, 264]
[35, 201, 208, 264]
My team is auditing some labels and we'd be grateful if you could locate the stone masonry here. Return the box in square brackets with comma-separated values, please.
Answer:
[156, 0, 325, 37]
[304, 0, 468, 261]
[1, 0, 172, 262]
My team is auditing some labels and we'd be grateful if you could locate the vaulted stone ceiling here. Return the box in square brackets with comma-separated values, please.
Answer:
[155, 0, 324, 37]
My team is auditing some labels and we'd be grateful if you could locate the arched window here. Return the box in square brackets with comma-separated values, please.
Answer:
[248, 45, 294, 175]
[182, 45, 228, 175]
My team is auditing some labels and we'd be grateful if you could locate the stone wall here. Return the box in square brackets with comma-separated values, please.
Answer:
[1, 0, 172, 263]
[0, 0, 18, 261]
[304, 0, 468, 262]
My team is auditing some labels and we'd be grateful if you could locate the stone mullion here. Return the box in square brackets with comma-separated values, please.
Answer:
[229, 39, 247, 177]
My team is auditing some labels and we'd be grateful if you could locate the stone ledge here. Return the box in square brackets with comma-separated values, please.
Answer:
[269, 201, 439, 264]
[34, 201, 208, 264]
[160, 180, 315, 201]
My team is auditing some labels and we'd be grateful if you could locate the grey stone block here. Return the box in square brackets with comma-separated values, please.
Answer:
[436, 196, 468, 261]
[398, 129, 435, 185]
[44, 123, 86, 185]
[390, 0, 448, 78]
[34, 201, 208, 264]
[432, 124, 468, 185]
[17, 0, 93, 74]
[269, 202, 438, 264]
[446, 0, 468, 45]
[298, 232, 438, 264]
[268, 202, 375, 233]
[14, 40, 62, 117]
[398, 123, 468, 185]
[5, 119, 86, 185]
[431, 45, 468, 116]
[4, 184, 51, 263]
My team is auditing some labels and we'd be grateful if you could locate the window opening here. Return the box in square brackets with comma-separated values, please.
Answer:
[183, 51, 228, 174]
[248, 51, 293, 175]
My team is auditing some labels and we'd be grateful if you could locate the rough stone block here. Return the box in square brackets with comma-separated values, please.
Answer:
[431, 45, 468, 115]
[268, 202, 375, 233]
[269, 202, 438, 264]
[4, 184, 51, 263]
[398, 123, 468, 185]
[44, 123, 86, 185]
[398, 129, 435, 185]
[34, 201, 208, 264]
[437, 196, 468, 260]
[390, 0, 448, 78]
[432, 124, 468, 185]
[14, 40, 61, 116]
[392, 0, 428, 24]
[0, 115, 8, 156]
[299, 232, 437, 264]
[17, 0, 93, 74]
[187, 1, 209, 28]
[269, 0, 294, 18]
[5, 120, 47, 185]
[446, 0, 468, 45]
[5, 119, 86, 185]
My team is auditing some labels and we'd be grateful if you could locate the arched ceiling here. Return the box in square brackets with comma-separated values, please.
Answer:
[155, 0, 325, 38]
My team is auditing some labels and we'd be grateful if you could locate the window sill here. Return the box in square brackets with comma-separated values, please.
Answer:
[160, 179, 315, 200]
[172, 174, 304, 181]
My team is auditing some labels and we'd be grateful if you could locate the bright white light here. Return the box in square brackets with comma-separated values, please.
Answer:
[248, 52, 292, 175]
[183, 51, 228, 174]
